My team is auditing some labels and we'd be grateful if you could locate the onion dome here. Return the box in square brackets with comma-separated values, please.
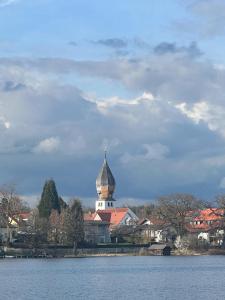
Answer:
[96, 154, 116, 200]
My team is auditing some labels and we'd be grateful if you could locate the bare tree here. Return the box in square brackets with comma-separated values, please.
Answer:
[208, 195, 225, 246]
[49, 209, 61, 244]
[31, 208, 49, 246]
[60, 199, 84, 251]
[155, 193, 202, 237]
[0, 184, 25, 244]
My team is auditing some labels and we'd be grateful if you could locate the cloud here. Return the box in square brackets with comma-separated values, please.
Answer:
[176, 101, 225, 138]
[0, 80, 25, 92]
[190, 0, 225, 37]
[0, 116, 11, 129]
[175, 102, 209, 124]
[68, 41, 77, 47]
[33, 137, 61, 154]
[0, 53, 225, 199]
[153, 41, 203, 57]
[174, 0, 225, 38]
[121, 143, 169, 164]
[93, 38, 128, 49]
[3, 54, 211, 104]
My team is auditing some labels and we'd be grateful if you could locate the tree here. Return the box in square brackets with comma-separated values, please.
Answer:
[49, 209, 61, 244]
[0, 184, 25, 244]
[208, 194, 225, 246]
[128, 204, 155, 219]
[155, 193, 202, 237]
[61, 199, 84, 250]
[38, 179, 61, 218]
[32, 208, 49, 246]
[58, 197, 68, 212]
[70, 199, 84, 247]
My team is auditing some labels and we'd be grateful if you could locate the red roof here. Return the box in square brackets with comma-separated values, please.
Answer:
[194, 208, 224, 221]
[94, 208, 129, 227]
[186, 208, 224, 232]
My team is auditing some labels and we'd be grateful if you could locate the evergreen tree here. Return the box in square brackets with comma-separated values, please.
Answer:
[59, 196, 68, 212]
[38, 179, 60, 218]
[70, 199, 84, 246]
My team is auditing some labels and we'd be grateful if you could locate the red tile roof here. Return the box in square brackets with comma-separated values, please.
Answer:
[96, 208, 129, 227]
[84, 208, 130, 227]
[186, 208, 224, 232]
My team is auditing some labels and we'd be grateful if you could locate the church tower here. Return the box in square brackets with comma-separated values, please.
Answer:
[96, 153, 116, 211]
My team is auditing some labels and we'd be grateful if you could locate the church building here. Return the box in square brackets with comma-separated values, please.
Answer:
[96, 153, 116, 211]
[93, 154, 139, 228]
[83, 154, 139, 243]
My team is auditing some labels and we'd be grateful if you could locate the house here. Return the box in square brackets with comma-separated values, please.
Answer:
[138, 218, 166, 243]
[186, 208, 224, 245]
[0, 209, 35, 245]
[0, 218, 18, 244]
[148, 244, 171, 256]
[83, 219, 111, 244]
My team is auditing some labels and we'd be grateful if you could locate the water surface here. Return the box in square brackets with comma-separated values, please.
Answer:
[1, 256, 225, 300]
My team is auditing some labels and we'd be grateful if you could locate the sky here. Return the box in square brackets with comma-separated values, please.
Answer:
[1, 0, 225, 206]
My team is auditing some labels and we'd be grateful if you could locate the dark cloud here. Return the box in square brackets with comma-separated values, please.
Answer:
[154, 41, 203, 57]
[92, 37, 151, 54]
[68, 41, 77, 47]
[94, 38, 128, 49]
[1, 80, 25, 92]
[0, 54, 225, 200]
[0, 51, 222, 103]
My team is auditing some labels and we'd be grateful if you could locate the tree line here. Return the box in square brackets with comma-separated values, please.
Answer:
[0, 180, 84, 249]
[1, 180, 225, 249]
[128, 193, 225, 249]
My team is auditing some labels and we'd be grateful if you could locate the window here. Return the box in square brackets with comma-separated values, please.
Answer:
[108, 202, 110, 207]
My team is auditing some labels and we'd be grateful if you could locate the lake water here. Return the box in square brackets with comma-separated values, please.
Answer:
[1, 256, 225, 300]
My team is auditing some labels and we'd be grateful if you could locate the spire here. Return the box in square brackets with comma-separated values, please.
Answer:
[96, 153, 116, 200]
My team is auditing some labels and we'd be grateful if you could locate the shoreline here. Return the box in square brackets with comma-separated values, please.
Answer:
[1, 249, 225, 259]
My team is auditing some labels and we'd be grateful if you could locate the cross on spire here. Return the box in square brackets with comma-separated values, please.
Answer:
[104, 147, 108, 160]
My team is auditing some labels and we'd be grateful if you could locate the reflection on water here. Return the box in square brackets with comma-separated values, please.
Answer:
[1, 256, 225, 300]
